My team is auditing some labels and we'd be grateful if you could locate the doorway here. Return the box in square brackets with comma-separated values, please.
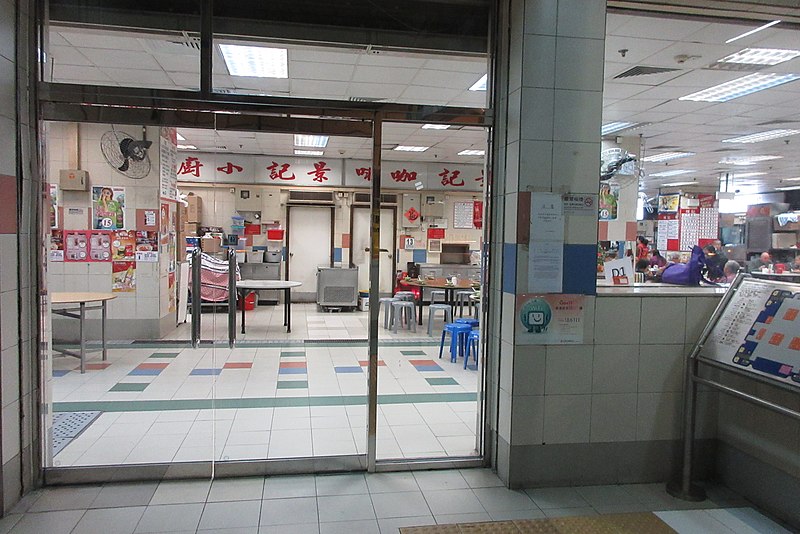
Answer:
[351, 206, 396, 296]
[287, 205, 334, 302]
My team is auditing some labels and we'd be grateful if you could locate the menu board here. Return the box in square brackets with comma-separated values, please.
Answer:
[701, 277, 800, 390]
[159, 127, 178, 201]
[657, 216, 679, 251]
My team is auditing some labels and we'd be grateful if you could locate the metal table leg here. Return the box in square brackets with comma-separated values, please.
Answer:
[285, 288, 292, 333]
[79, 302, 86, 374]
[101, 300, 107, 361]
[417, 292, 424, 325]
[240, 289, 247, 334]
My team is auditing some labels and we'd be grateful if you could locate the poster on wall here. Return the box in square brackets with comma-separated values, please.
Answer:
[88, 231, 112, 261]
[64, 231, 89, 262]
[49, 184, 58, 229]
[49, 233, 64, 262]
[159, 127, 178, 200]
[658, 193, 680, 213]
[528, 192, 564, 293]
[598, 182, 619, 221]
[515, 294, 585, 344]
[111, 230, 136, 261]
[92, 186, 126, 230]
[112, 261, 136, 292]
[135, 231, 159, 262]
[453, 201, 475, 229]
[168, 272, 176, 313]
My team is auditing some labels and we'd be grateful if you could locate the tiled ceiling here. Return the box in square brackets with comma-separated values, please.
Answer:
[48, 13, 800, 190]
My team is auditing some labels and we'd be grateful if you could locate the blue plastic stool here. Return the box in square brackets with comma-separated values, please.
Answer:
[455, 318, 479, 329]
[439, 323, 472, 363]
[465, 330, 480, 369]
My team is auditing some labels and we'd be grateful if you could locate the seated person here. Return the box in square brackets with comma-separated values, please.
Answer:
[649, 250, 667, 269]
[703, 245, 725, 282]
[668, 252, 682, 264]
[723, 260, 741, 283]
[748, 252, 772, 272]
[792, 256, 800, 273]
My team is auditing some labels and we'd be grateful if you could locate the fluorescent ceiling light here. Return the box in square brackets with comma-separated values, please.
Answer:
[642, 151, 695, 162]
[725, 20, 781, 44]
[661, 181, 696, 187]
[679, 73, 800, 103]
[219, 44, 288, 78]
[294, 149, 323, 156]
[176, 132, 186, 142]
[469, 74, 487, 91]
[422, 124, 450, 130]
[601, 121, 637, 135]
[776, 185, 800, 191]
[293, 135, 329, 148]
[717, 48, 800, 66]
[719, 155, 782, 165]
[394, 145, 430, 152]
[458, 149, 485, 156]
[732, 172, 768, 178]
[177, 144, 197, 150]
[722, 129, 800, 143]
[785, 177, 800, 181]
[649, 169, 695, 177]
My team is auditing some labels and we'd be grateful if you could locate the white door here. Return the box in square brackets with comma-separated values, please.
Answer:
[352, 207, 395, 295]
[288, 206, 332, 301]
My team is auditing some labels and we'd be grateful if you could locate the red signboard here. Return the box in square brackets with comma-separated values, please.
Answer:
[427, 228, 445, 240]
[473, 200, 483, 229]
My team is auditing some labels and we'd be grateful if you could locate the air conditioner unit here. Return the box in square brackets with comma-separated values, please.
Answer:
[288, 190, 335, 204]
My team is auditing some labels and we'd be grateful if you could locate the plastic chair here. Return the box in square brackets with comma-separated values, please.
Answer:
[430, 290, 446, 304]
[427, 303, 453, 336]
[455, 318, 479, 329]
[390, 300, 417, 333]
[439, 323, 472, 363]
[465, 330, 480, 369]
[379, 297, 398, 329]
[394, 291, 416, 302]
[455, 290, 474, 317]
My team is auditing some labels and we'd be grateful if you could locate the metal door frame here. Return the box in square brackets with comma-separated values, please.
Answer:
[39, 95, 488, 485]
[349, 205, 398, 296]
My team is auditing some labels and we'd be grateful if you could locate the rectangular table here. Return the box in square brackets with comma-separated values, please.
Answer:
[51, 292, 116, 374]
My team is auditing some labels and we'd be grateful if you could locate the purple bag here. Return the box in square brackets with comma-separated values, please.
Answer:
[661, 245, 706, 285]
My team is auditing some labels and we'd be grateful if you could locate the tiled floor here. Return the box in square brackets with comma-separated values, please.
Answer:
[0, 469, 792, 534]
[51, 304, 479, 466]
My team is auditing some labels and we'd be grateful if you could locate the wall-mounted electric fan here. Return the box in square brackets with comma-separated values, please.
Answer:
[100, 128, 153, 179]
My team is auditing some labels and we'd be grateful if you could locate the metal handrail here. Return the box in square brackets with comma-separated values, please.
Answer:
[190, 248, 201, 348]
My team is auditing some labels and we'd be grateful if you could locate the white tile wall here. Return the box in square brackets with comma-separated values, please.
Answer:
[543, 394, 591, 444]
[554, 37, 605, 92]
[0, 290, 18, 350]
[499, 340, 514, 393]
[636, 392, 681, 441]
[556, 0, 607, 39]
[2, 399, 20, 461]
[523, 0, 557, 37]
[637, 344, 684, 393]
[0, 234, 16, 292]
[594, 297, 640, 345]
[518, 141, 553, 191]
[641, 297, 686, 344]
[590, 393, 637, 443]
[511, 345, 546, 396]
[511, 394, 544, 445]
[519, 88, 555, 142]
[592, 344, 638, 394]
[1, 345, 19, 408]
[544, 345, 593, 395]
[521, 34, 556, 89]
[498, 388, 513, 443]
[552, 90, 603, 143]
[501, 292, 516, 345]
[551, 141, 601, 195]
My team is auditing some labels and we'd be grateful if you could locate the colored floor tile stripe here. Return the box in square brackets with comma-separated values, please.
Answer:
[401, 350, 428, 356]
[278, 368, 307, 375]
[108, 383, 149, 392]
[280, 351, 306, 358]
[279, 362, 307, 368]
[426, 377, 459, 386]
[149, 352, 180, 358]
[358, 360, 386, 366]
[414, 365, 443, 372]
[53, 370, 70, 377]
[190, 368, 222, 376]
[334, 366, 362, 374]
[136, 363, 169, 370]
[223, 362, 253, 369]
[54, 391, 477, 412]
[128, 369, 163, 376]
[276, 381, 308, 389]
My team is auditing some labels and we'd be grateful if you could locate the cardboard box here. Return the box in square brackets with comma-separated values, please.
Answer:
[184, 222, 199, 235]
[186, 195, 202, 223]
[201, 236, 221, 253]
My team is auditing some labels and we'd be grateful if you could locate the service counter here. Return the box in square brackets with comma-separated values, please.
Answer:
[596, 281, 728, 296]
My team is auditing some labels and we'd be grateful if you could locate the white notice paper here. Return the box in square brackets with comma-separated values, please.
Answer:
[528, 192, 565, 293]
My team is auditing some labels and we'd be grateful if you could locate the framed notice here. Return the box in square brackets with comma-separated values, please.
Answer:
[701, 277, 800, 390]
[453, 201, 475, 229]
[515, 294, 585, 344]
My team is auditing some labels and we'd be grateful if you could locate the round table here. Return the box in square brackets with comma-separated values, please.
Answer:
[236, 280, 302, 334]
[51, 292, 116, 374]
[402, 278, 480, 325]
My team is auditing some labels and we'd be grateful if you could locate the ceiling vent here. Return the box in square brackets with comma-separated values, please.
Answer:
[139, 32, 200, 55]
[613, 66, 681, 79]
[288, 190, 334, 204]
[353, 193, 398, 205]
[705, 62, 765, 73]
[711, 147, 743, 153]
[349, 96, 384, 103]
